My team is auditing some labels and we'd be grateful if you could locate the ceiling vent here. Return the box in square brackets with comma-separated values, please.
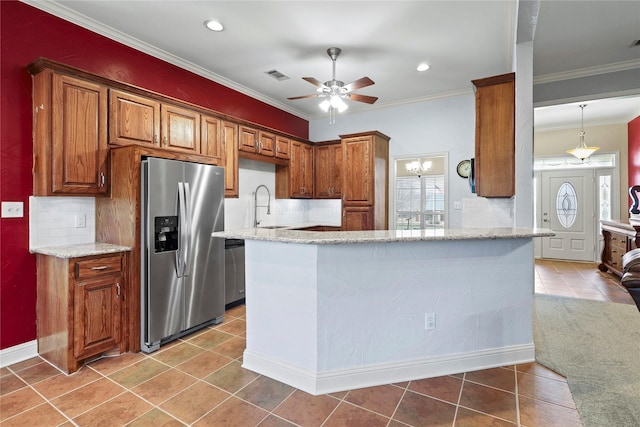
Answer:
[265, 69, 289, 81]
[630, 39, 640, 48]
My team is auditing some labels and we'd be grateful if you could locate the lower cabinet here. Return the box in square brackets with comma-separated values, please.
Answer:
[37, 252, 126, 373]
[342, 206, 374, 231]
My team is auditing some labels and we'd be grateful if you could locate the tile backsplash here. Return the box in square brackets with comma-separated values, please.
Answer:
[461, 197, 514, 228]
[29, 196, 95, 249]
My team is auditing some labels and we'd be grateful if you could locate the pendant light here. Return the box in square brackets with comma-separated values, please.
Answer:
[566, 104, 599, 161]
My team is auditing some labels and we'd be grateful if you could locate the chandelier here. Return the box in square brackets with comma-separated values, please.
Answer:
[566, 104, 599, 161]
[406, 160, 432, 178]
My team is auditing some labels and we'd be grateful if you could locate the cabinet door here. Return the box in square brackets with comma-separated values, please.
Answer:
[290, 141, 313, 198]
[342, 206, 374, 231]
[51, 74, 109, 195]
[314, 145, 332, 198]
[329, 144, 342, 198]
[258, 131, 275, 157]
[73, 274, 121, 359]
[276, 136, 290, 159]
[472, 73, 515, 197]
[239, 126, 259, 153]
[161, 104, 200, 153]
[109, 89, 160, 147]
[201, 115, 221, 158]
[342, 137, 372, 205]
[222, 120, 239, 198]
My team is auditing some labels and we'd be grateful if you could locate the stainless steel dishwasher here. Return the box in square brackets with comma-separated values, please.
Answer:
[224, 239, 245, 306]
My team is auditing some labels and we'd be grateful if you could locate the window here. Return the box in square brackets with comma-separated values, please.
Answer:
[395, 155, 447, 230]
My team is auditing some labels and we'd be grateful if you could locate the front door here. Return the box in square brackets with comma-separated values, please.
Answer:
[541, 169, 596, 261]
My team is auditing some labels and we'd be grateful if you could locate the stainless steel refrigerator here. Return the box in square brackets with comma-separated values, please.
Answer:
[141, 157, 225, 353]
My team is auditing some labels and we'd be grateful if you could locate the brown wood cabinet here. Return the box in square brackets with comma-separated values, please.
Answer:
[291, 140, 314, 198]
[161, 103, 200, 153]
[471, 72, 515, 198]
[109, 89, 161, 147]
[239, 125, 276, 158]
[599, 220, 640, 277]
[110, 90, 200, 154]
[222, 120, 239, 198]
[314, 142, 342, 199]
[37, 251, 127, 373]
[340, 131, 390, 230]
[30, 68, 109, 196]
[276, 135, 290, 160]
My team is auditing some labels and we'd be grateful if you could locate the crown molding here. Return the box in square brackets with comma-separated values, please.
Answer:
[534, 59, 640, 85]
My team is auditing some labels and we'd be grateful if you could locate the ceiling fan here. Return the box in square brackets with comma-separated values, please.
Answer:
[287, 47, 378, 114]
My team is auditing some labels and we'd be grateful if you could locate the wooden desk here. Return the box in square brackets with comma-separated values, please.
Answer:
[599, 220, 640, 277]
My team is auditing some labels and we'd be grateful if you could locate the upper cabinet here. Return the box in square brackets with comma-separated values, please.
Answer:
[109, 90, 160, 147]
[239, 125, 276, 158]
[275, 135, 290, 160]
[275, 140, 313, 199]
[471, 72, 515, 198]
[30, 67, 109, 196]
[110, 90, 200, 154]
[221, 120, 239, 198]
[314, 141, 342, 199]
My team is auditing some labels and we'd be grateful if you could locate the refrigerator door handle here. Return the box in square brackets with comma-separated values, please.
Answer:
[177, 182, 187, 277]
[183, 182, 192, 276]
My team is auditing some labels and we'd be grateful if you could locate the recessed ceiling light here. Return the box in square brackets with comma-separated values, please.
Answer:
[204, 20, 224, 32]
[417, 63, 430, 72]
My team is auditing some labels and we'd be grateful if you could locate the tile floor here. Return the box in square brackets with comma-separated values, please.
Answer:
[1, 260, 635, 426]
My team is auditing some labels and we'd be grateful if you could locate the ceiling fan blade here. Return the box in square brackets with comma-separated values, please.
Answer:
[287, 94, 320, 100]
[344, 77, 374, 92]
[349, 93, 378, 104]
[302, 77, 326, 88]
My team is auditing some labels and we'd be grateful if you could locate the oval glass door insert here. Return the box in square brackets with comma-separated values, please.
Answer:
[556, 182, 578, 228]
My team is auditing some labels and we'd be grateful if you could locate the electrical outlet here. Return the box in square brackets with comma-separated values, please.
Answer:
[425, 313, 436, 330]
[75, 214, 86, 228]
[454, 201, 462, 210]
[1, 201, 24, 218]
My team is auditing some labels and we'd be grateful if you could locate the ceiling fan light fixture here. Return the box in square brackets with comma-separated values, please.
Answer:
[319, 99, 331, 112]
[204, 20, 224, 32]
[330, 95, 348, 112]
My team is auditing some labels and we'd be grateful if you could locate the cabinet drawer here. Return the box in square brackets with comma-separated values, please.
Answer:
[75, 255, 122, 279]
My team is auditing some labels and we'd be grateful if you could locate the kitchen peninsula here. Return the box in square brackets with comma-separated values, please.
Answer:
[214, 227, 554, 395]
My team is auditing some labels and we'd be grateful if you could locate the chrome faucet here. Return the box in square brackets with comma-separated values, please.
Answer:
[254, 184, 271, 227]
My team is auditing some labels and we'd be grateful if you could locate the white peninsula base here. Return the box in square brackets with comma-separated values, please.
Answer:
[238, 233, 539, 395]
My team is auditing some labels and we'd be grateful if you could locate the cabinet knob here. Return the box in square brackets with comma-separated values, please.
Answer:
[100, 172, 105, 186]
[116, 282, 121, 297]
[163, 136, 168, 147]
[155, 135, 159, 145]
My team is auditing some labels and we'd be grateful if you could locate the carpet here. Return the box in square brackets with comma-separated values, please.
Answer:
[533, 294, 640, 427]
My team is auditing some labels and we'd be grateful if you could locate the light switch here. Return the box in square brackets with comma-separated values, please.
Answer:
[1, 201, 24, 218]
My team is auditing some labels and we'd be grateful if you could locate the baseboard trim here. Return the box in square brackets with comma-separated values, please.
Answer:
[0, 340, 38, 368]
[243, 344, 535, 395]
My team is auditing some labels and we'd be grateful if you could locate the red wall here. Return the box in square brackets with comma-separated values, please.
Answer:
[628, 116, 640, 207]
[0, 1, 308, 350]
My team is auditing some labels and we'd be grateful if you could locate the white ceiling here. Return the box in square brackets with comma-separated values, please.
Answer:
[23, 0, 640, 129]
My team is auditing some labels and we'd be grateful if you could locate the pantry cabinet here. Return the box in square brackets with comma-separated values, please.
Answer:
[30, 67, 109, 196]
[37, 251, 127, 374]
[471, 72, 515, 198]
[341, 131, 389, 230]
[314, 141, 342, 199]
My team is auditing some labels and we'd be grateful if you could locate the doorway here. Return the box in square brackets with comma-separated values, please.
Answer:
[534, 154, 618, 262]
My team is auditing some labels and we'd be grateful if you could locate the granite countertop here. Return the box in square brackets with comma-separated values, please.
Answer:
[213, 227, 555, 245]
[31, 242, 132, 258]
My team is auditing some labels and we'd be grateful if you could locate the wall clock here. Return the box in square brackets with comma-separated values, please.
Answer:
[456, 159, 472, 178]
